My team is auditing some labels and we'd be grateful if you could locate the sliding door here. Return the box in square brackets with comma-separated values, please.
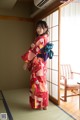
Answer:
[43, 9, 60, 105]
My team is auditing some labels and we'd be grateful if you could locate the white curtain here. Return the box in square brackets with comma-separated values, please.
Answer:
[60, 1, 80, 72]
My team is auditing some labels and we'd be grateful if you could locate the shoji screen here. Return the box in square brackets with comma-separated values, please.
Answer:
[43, 10, 59, 104]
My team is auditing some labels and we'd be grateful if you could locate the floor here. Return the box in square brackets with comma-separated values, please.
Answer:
[0, 88, 76, 120]
[59, 90, 80, 120]
[0, 91, 9, 120]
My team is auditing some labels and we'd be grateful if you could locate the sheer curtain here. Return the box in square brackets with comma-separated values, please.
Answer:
[60, 1, 80, 73]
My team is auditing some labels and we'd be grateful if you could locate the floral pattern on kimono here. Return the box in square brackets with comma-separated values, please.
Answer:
[21, 34, 49, 109]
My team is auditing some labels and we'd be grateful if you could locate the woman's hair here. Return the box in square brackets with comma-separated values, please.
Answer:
[36, 20, 49, 36]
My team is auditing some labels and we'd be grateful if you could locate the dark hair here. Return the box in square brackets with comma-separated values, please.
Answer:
[36, 20, 49, 36]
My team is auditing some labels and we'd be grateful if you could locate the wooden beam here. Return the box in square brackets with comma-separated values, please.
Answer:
[0, 15, 33, 22]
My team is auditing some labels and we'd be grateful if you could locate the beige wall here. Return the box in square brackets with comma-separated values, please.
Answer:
[0, 20, 34, 90]
[0, 3, 34, 90]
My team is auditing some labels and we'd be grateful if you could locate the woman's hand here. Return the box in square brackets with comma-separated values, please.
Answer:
[23, 62, 28, 70]
[31, 43, 35, 48]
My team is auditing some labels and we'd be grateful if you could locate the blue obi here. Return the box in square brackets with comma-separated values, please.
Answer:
[37, 42, 54, 61]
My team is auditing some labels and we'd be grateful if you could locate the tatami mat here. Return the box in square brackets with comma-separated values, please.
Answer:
[0, 92, 9, 120]
[0, 100, 6, 113]
[2, 88, 76, 120]
[0, 92, 3, 99]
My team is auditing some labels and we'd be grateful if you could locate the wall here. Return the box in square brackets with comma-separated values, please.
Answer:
[0, 4, 34, 90]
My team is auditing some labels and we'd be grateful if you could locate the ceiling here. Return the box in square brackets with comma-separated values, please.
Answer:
[0, 0, 66, 18]
[0, 0, 34, 9]
[17, 0, 33, 2]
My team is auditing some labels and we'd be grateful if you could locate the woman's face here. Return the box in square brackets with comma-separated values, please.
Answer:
[36, 25, 44, 35]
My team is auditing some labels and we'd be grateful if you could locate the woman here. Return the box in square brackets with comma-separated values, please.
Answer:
[21, 20, 49, 110]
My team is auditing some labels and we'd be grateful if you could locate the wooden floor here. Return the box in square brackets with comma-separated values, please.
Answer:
[59, 90, 80, 120]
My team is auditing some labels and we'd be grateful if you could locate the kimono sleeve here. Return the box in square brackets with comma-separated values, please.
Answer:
[21, 37, 45, 62]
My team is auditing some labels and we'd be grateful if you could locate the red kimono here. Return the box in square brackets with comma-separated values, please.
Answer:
[21, 34, 49, 109]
